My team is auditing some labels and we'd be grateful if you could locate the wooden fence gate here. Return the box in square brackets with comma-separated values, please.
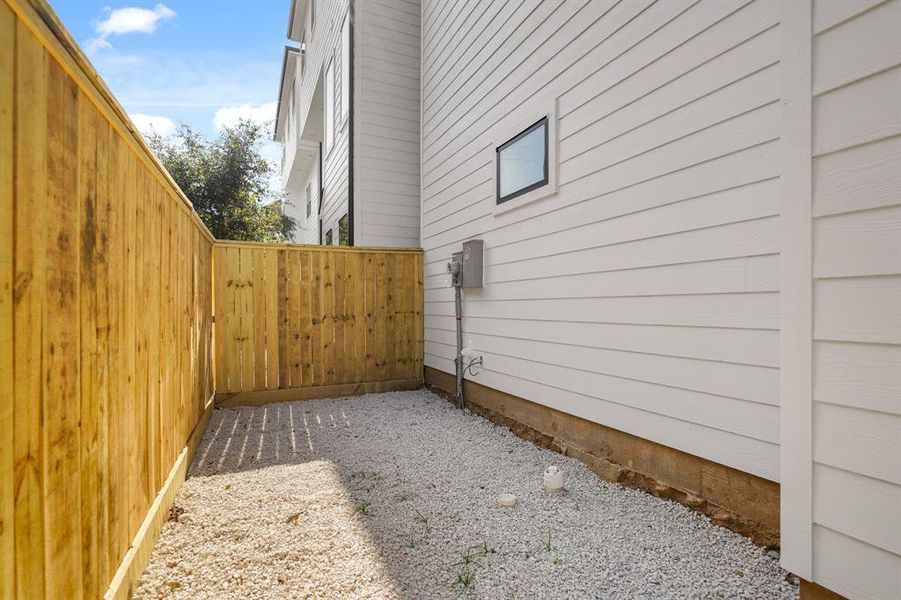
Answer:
[212, 242, 424, 406]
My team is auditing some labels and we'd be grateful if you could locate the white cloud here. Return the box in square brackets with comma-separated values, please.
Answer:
[96, 4, 175, 36]
[87, 4, 175, 56]
[85, 37, 112, 55]
[130, 113, 176, 137]
[213, 101, 277, 131]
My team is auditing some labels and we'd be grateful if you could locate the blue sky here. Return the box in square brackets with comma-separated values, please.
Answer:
[51, 0, 289, 143]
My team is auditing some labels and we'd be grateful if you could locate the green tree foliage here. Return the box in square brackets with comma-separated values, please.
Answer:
[147, 120, 296, 242]
[338, 214, 349, 246]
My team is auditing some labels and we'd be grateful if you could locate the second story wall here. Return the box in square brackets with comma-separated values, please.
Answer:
[354, 0, 422, 247]
[282, 0, 351, 245]
[284, 165, 320, 244]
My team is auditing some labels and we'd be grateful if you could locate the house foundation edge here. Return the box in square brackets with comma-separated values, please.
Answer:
[424, 366, 780, 549]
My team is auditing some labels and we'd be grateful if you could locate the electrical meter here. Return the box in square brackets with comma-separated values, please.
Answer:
[461, 239, 483, 288]
[447, 251, 463, 287]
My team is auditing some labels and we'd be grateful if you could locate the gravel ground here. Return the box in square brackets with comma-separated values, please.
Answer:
[135, 390, 799, 599]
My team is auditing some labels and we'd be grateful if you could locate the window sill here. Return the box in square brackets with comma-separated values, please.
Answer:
[492, 184, 558, 216]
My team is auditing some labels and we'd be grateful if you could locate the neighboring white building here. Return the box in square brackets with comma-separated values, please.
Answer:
[275, 0, 421, 246]
[277, 1, 900, 598]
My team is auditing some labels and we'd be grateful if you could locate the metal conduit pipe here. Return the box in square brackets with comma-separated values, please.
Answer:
[454, 282, 464, 409]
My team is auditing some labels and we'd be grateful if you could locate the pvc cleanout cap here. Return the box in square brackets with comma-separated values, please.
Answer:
[497, 493, 516, 507]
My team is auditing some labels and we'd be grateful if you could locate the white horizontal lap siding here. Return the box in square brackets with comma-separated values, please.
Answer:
[807, 0, 901, 598]
[284, 166, 320, 244]
[354, 0, 422, 248]
[323, 127, 350, 240]
[420, 0, 782, 481]
[287, 0, 350, 244]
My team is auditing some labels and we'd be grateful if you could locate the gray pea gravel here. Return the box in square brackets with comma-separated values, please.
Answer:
[135, 389, 799, 599]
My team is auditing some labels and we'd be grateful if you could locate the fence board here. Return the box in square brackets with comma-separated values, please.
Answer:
[351, 252, 365, 383]
[213, 244, 424, 397]
[0, 4, 13, 594]
[12, 18, 48, 596]
[253, 249, 267, 388]
[76, 92, 99, 600]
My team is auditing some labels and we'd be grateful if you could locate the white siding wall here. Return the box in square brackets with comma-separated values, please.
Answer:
[284, 165, 320, 244]
[290, 0, 350, 245]
[421, 0, 783, 481]
[319, 1, 351, 244]
[806, 0, 900, 597]
[354, 0, 422, 247]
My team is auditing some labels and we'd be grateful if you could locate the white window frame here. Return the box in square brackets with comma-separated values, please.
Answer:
[489, 97, 558, 216]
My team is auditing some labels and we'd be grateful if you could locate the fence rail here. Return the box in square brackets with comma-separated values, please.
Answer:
[213, 242, 424, 399]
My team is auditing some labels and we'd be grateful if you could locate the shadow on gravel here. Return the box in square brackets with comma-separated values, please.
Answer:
[182, 393, 468, 598]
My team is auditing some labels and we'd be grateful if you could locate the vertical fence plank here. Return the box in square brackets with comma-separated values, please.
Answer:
[265, 250, 279, 390]
[364, 253, 378, 382]
[213, 246, 225, 391]
[323, 251, 336, 385]
[395, 255, 411, 380]
[159, 190, 172, 481]
[77, 92, 99, 600]
[287, 250, 302, 387]
[124, 153, 139, 537]
[377, 255, 389, 381]
[44, 57, 83, 599]
[404, 255, 412, 379]
[13, 19, 47, 598]
[415, 252, 424, 378]
[347, 252, 366, 382]
[299, 251, 313, 387]
[385, 255, 398, 381]
[238, 246, 254, 391]
[333, 252, 347, 383]
[106, 133, 125, 579]
[276, 250, 289, 387]
[0, 5, 15, 598]
[135, 169, 150, 525]
[93, 111, 111, 588]
[225, 247, 241, 392]
[310, 252, 323, 386]
[253, 249, 267, 389]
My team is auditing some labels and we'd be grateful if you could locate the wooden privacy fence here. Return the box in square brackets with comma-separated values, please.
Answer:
[1, 1, 215, 599]
[2, 1, 425, 598]
[213, 242, 424, 405]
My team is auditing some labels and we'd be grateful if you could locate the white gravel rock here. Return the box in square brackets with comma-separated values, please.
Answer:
[134, 390, 799, 599]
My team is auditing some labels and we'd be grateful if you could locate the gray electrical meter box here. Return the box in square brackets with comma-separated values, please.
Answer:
[461, 239, 484, 288]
